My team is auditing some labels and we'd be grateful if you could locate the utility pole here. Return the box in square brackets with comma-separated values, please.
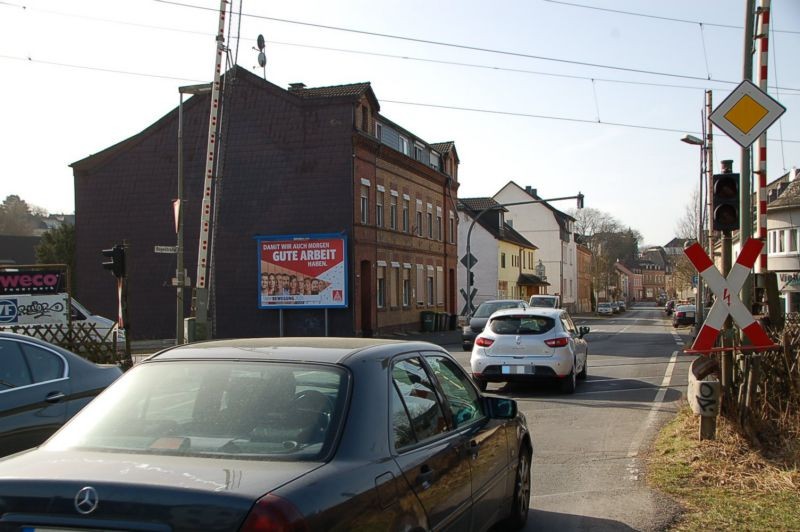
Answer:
[193, 0, 228, 341]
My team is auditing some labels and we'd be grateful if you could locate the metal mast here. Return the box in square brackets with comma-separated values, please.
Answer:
[193, 0, 228, 340]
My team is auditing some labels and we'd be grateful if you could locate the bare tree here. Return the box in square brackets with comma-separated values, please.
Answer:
[674, 187, 702, 240]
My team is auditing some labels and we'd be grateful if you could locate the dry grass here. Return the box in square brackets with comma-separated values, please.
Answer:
[647, 404, 800, 531]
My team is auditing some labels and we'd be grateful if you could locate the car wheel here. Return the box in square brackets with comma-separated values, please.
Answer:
[462, 344, 472, 352]
[474, 378, 488, 392]
[577, 356, 587, 380]
[502, 445, 531, 530]
[560, 364, 577, 394]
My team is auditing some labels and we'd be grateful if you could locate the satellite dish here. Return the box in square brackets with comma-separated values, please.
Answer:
[258, 52, 267, 68]
[257, 34, 265, 51]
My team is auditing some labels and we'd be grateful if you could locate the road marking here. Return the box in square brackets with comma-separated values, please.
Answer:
[626, 350, 678, 459]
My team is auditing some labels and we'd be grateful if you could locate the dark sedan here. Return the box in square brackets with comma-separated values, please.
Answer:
[0, 338, 532, 531]
[0, 332, 122, 457]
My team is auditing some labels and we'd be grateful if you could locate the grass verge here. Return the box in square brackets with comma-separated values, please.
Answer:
[647, 404, 800, 531]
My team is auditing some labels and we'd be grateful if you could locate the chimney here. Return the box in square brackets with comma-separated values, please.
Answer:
[288, 82, 306, 91]
[525, 186, 537, 197]
[791, 166, 799, 181]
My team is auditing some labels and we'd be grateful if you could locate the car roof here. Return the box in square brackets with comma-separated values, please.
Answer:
[675, 304, 696, 309]
[480, 299, 526, 305]
[147, 337, 446, 365]
[489, 307, 565, 318]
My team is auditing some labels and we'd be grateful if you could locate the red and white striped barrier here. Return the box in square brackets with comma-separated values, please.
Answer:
[684, 238, 773, 352]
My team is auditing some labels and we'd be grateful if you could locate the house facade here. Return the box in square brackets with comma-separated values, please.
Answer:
[457, 198, 543, 313]
[493, 182, 578, 313]
[766, 169, 800, 313]
[71, 66, 459, 339]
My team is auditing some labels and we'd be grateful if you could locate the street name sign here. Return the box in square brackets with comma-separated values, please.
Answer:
[154, 245, 178, 254]
[709, 79, 786, 148]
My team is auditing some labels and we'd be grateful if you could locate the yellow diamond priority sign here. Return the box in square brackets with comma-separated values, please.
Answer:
[710, 80, 786, 148]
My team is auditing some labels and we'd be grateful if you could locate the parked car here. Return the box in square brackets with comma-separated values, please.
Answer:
[596, 302, 613, 316]
[0, 338, 532, 532]
[617, 300, 626, 311]
[462, 299, 527, 351]
[610, 301, 620, 314]
[0, 332, 122, 457]
[528, 294, 560, 308]
[470, 307, 589, 394]
[672, 304, 696, 328]
[664, 300, 676, 316]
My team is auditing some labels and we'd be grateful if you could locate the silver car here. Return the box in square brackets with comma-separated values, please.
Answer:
[470, 308, 589, 393]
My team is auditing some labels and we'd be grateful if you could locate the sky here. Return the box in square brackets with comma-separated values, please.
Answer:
[2, 0, 799, 248]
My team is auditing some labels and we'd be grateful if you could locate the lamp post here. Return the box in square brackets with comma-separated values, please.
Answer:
[177, 83, 212, 344]
[463, 194, 583, 315]
[681, 133, 706, 337]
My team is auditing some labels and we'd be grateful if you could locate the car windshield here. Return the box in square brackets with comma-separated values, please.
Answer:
[45, 361, 348, 461]
[473, 301, 521, 318]
[598, 303, 611, 308]
[529, 297, 556, 307]
[488, 315, 555, 335]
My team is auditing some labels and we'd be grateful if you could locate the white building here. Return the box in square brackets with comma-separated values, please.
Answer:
[494, 182, 578, 313]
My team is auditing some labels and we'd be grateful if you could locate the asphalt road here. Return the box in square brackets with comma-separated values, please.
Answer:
[446, 303, 695, 531]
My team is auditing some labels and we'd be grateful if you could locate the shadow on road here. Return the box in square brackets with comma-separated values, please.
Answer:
[490, 379, 684, 405]
[490, 509, 637, 531]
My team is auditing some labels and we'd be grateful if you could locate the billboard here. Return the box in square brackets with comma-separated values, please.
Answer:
[0, 269, 67, 295]
[256, 233, 347, 309]
[0, 294, 69, 325]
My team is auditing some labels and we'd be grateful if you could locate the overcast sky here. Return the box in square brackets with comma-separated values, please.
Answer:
[2, 0, 799, 247]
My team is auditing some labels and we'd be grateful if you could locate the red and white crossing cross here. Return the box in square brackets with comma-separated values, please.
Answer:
[684, 238, 773, 352]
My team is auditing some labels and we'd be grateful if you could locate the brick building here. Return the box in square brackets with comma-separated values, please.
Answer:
[71, 66, 459, 339]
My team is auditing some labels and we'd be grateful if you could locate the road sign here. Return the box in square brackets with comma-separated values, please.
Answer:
[709, 79, 786, 148]
[460, 253, 478, 268]
[684, 238, 773, 352]
[154, 245, 178, 254]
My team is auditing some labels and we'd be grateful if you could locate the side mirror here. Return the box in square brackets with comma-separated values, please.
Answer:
[484, 396, 517, 419]
[579, 326, 590, 338]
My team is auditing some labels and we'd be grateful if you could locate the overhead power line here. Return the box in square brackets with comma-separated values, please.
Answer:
[153, 0, 800, 88]
[543, 0, 800, 35]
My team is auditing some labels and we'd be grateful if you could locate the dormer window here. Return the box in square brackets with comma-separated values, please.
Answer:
[414, 142, 425, 162]
[375, 122, 382, 141]
[399, 136, 409, 156]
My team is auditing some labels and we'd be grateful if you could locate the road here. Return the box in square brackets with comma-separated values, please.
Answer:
[447, 303, 694, 531]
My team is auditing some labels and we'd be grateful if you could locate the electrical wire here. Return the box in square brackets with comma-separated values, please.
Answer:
[542, 0, 800, 35]
[0, 53, 203, 82]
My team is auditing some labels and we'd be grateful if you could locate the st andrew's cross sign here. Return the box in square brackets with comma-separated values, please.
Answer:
[684, 238, 776, 353]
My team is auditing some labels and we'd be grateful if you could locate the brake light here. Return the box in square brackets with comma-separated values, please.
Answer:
[544, 337, 569, 348]
[475, 337, 494, 347]
[240, 494, 309, 532]
[676, 311, 685, 318]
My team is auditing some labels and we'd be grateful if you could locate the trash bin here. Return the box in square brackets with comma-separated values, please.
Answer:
[421, 311, 435, 332]
[433, 312, 442, 332]
[449, 313, 457, 330]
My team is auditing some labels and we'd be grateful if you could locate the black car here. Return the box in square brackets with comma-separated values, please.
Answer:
[0, 338, 532, 531]
[0, 332, 122, 457]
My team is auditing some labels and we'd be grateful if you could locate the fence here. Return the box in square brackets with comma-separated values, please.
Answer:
[4, 323, 127, 365]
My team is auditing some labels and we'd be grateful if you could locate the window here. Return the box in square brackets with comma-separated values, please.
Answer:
[416, 265, 425, 304]
[427, 272, 434, 306]
[403, 267, 411, 306]
[376, 191, 384, 228]
[427, 212, 433, 238]
[414, 144, 424, 161]
[361, 105, 369, 131]
[430, 152, 440, 170]
[390, 265, 400, 308]
[390, 193, 397, 230]
[375, 122, 383, 141]
[436, 267, 444, 305]
[19, 342, 64, 383]
[791, 229, 798, 252]
[424, 355, 483, 427]
[402, 198, 410, 232]
[500, 252, 506, 269]
[779, 230, 785, 253]
[391, 358, 448, 449]
[399, 136, 409, 156]
[0, 340, 33, 387]
[436, 212, 442, 241]
[360, 185, 369, 224]
[449, 212, 455, 243]
[377, 266, 386, 308]
[416, 211, 423, 237]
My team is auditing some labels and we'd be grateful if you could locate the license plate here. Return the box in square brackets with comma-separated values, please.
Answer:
[501, 365, 534, 375]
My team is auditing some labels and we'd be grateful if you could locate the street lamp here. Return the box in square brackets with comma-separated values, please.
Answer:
[681, 133, 706, 337]
[176, 83, 212, 344]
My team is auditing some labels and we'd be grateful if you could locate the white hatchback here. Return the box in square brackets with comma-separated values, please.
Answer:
[470, 308, 589, 393]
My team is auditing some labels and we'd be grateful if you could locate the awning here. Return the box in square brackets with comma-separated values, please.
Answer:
[517, 273, 549, 286]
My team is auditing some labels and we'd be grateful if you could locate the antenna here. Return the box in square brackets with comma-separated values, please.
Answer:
[256, 34, 267, 78]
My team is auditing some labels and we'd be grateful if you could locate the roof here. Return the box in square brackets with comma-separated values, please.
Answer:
[518, 273, 549, 286]
[768, 178, 800, 211]
[149, 337, 443, 365]
[429, 142, 459, 163]
[458, 198, 538, 250]
[664, 237, 689, 248]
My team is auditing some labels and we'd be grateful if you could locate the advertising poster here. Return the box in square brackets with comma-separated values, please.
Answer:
[256, 233, 348, 309]
[0, 294, 69, 325]
[0, 269, 67, 295]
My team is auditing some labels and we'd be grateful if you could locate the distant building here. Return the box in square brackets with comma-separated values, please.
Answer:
[71, 66, 459, 339]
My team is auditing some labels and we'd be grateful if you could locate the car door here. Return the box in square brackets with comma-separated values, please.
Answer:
[390, 355, 472, 531]
[0, 338, 68, 456]
[422, 353, 511, 532]
[561, 314, 587, 370]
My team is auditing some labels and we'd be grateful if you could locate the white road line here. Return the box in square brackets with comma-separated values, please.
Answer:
[626, 350, 678, 459]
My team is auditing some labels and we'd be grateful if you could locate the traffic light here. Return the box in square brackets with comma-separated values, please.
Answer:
[712, 172, 740, 232]
[102, 245, 126, 278]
